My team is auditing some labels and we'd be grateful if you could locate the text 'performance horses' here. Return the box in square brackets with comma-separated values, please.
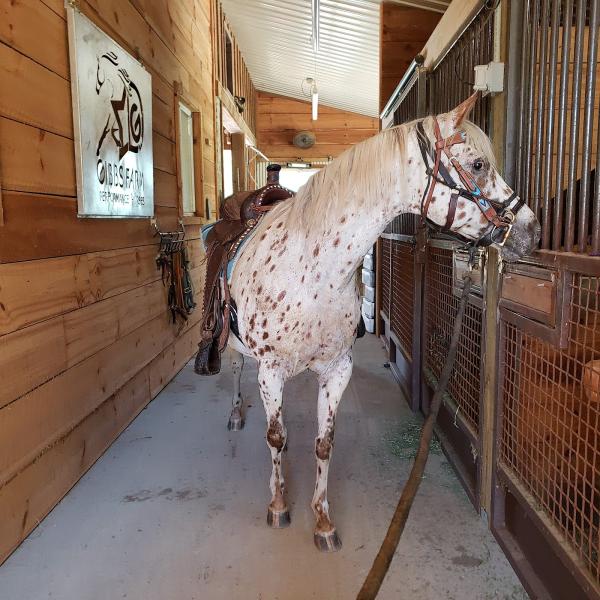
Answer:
[196, 94, 541, 552]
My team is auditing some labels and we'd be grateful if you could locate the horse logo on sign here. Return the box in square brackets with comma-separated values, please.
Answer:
[95, 51, 145, 160]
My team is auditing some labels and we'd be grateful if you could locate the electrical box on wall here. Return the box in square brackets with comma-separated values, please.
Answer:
[473, 62, 504, 95]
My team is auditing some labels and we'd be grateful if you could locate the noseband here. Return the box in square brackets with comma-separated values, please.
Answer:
[416, 118, 524, 247]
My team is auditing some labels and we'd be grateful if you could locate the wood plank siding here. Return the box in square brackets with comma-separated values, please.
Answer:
[257, 92, 379, 162]
[0, 0, 230, 564]
[379, 3, 441, 113]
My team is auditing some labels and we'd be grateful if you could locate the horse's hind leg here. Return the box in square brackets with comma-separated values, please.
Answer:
[311, 350, 353, 552]
[258, 361, 290, 528]
[228, 348, 245, 431]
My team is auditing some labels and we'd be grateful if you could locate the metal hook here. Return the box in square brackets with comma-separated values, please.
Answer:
[150, 218, 160, 236]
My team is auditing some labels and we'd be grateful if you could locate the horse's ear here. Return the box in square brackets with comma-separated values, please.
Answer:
[451, 91, 480, 128]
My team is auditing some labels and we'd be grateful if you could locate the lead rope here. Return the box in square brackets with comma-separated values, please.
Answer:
[356, 251, 475, 600]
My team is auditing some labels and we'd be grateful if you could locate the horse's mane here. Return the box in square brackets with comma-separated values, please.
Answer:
[281, 125, 407, 232]
[281, 117, 495, 233]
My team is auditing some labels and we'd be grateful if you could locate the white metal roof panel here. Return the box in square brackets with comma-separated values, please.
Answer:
[221, 0, 450, 117]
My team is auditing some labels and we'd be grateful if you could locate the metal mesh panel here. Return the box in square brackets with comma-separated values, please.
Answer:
[514, 0, 600, 254]
[424, 246, 482, 431]
[428, 9, 494, 133]
[389, 240, 415, 359]
[381, 238, 391, 320]
[500, 275, 600, 583]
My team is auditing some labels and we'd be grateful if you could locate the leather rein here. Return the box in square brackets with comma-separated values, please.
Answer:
[416, 117, 525, 247]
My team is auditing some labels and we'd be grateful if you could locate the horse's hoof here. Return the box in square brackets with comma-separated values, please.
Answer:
[227, 413, 244, 431]
[314, 529, 342, 552]
[267, 507, 291, 528]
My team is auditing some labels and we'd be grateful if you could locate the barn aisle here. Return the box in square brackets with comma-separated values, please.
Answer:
[0, 335, 525, 600]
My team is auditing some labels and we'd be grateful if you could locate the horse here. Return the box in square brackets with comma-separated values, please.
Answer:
[222, 94, 540, 552]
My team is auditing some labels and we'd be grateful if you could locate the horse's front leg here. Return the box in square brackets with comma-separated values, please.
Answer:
[258, 361, 290, 528]
[227, 348, 245, 431]
[311, 350, 353, 552]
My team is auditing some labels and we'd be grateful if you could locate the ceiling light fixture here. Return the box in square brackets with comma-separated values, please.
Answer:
[305, 77, 319, 121]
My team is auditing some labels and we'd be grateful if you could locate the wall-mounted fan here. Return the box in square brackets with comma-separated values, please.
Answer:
[293, 131, 316, 149]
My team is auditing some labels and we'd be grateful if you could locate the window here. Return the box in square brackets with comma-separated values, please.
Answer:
[176, 99, 203, 218]
[223, 149, 233, 198]
[178, 103, 195, 215]
[224, 32, 234, 94]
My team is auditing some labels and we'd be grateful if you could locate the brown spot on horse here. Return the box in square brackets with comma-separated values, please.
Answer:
[316, 428, 334, 461]
[267, 418, 285, 452]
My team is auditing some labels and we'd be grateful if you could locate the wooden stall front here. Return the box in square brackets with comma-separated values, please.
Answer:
[0, 0, 254, 565]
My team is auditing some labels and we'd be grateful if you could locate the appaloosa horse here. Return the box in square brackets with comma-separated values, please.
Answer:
[224, 94, 540, 551]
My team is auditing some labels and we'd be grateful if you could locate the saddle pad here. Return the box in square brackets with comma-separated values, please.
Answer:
[201, 221, 258, 284]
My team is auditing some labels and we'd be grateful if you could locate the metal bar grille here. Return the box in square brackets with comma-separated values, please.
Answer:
[389, 240, 415, 359]
[513, 0, 600, 254]
[384, 214, 420, 236]
[393, 75, 419, 127]
[420, 11, 493, 435]
[500, 274, 600, 584]
[428, 8, 494, 133]
[384, 79, 421, 237]
[381, 238, 391, 320]
[424, 246, 483, 432]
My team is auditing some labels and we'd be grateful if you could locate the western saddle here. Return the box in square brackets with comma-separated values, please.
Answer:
[194, 164, 295, 375]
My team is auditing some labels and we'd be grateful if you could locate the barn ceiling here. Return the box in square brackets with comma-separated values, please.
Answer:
[220, 0, 450, 118]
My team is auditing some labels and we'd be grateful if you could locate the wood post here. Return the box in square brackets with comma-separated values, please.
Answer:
[481, 0, 510, 521]
[231, 132, 246, 193]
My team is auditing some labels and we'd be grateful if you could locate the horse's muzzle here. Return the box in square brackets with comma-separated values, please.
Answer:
[498, 218, 541, 262]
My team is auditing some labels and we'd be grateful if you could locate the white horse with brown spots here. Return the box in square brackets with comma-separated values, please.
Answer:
[225, 96, 540, 551]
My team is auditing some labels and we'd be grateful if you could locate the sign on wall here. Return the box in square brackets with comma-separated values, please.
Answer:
[67, 6, 154, 218]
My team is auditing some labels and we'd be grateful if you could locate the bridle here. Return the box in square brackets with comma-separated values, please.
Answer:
[416, 117, 525, 247]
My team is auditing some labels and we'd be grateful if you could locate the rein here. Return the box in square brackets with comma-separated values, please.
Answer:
[416, 117, 524, 247]
[357, 251, 476, 600]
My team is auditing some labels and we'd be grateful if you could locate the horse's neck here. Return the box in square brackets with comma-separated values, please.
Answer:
[301, 133, 421, 273]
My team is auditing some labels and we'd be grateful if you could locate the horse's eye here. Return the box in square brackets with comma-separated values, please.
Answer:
[473, 160, 484, 172]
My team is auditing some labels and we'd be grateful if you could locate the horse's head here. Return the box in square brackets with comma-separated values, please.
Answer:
[414, 93, 540, 262]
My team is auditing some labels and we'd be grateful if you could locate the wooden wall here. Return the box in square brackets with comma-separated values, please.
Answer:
[0, 0, 217, 564]
[257, 92, 379, 162]
[380, 3, 441, 113]
[213, 0, 257, 135]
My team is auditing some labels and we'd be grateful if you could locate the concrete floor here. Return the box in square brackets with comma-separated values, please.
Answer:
[0, 335, 526, 600]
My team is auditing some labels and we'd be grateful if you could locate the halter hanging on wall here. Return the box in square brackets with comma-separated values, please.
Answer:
[153, 220, 196, 323]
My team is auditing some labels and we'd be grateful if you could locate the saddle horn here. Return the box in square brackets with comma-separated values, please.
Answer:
[266, 163, 282, 184]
